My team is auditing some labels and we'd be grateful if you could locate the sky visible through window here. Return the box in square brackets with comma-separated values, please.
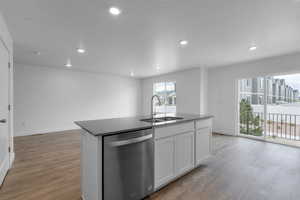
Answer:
[275, 73, 300, 90]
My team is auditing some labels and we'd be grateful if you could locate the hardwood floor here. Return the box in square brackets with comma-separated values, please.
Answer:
[1, 131, 300, 200]
[0, 130, 81, 200]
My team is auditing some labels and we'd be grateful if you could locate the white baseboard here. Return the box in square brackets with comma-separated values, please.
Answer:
[195, 155, 211, 166]
[0, 153, 9, 186]
[9, 152, 15, 168]
[15, 128, 80, 137]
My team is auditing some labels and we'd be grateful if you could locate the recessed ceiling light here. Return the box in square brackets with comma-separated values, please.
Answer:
[249, 45, 257, 51]
[179, 40, 188, 46]
[130, 72, 134, 77]
[77, 48, 86, 54]
[109, 7, 122, 16]
[156, 65, 160, 70]
[34, 51, 41, 55]
[65, 62, 72, 68]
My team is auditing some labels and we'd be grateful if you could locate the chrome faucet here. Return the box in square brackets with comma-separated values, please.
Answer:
[151, 95, 162, 117]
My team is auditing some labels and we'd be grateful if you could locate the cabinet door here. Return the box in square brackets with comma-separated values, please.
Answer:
[174, 131, 195, 177]
[196, 127, 211, 166]
[155, 136, 175, 189]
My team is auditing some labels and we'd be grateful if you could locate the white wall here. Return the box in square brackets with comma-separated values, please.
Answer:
[141, 68, 207, 115]
[15, 50, 300, 137]
[14, 64, 142, 136]
[208, 52, 300, 135]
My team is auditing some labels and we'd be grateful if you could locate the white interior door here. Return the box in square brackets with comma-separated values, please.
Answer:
[0, 40, 10, 186]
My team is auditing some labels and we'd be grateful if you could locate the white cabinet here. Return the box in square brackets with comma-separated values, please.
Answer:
[175, 131, 194, 176]
[154, 119, 212, 190]
[195, 127, 211, 166]
[154, 122, 195, 189]
[154, 136, 175, 188]
[155, 133, 194, 189]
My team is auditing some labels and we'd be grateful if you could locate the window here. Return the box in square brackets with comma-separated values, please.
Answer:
[246, 79, 251, 88]
[260, 78, 264, 89]
[258, 96, 263, 105]
[246, 96, 251, 104]
[153, 82, 176, 114]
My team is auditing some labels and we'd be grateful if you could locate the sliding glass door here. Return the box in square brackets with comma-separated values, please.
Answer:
[265, 74, 300, 146]
[239, 77, 265, 138]
[238, 74, 300, 147]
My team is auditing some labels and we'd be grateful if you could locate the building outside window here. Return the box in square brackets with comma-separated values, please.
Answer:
[239, 74, 300, 144]
[246, 96, 251, 104]
[260, 78, 264, 89]
[153, 82, 176, 114]
[259, 96, 263, 104]
[246, 79, 251, 88]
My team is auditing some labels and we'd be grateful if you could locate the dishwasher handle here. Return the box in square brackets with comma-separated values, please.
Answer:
[109, 134, 153, 147]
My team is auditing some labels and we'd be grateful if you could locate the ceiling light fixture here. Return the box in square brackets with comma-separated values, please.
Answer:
[130, 71, 134, 77]
[109, 7, 122, 16]
[65, 61, 72, 68]
[179, 40, 189, 46]
[249, 45, 257, 51]
[77, 48, 86, 54]
[156, 65, 160, 70]
[34, 51, 41, 55]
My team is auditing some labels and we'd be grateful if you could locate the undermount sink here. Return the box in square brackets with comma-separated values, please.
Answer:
[140, 116, 184, 123]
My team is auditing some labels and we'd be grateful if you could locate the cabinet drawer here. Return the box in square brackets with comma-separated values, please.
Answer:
[154, 122, 194, 139]
[195, 118, 212, 130]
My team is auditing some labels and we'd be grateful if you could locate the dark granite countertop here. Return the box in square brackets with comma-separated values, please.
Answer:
[75, 113, 213, 136]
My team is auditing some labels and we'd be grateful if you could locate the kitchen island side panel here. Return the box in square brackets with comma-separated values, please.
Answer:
[81, 130, 102, 200]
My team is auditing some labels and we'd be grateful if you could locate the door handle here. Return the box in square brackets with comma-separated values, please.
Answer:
[0, 119, 7, 123]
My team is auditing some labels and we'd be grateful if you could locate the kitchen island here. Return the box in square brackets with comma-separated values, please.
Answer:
[75, 113, 213, 200]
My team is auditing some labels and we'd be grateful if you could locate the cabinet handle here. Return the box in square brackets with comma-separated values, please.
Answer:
[0, 119, 7, 123]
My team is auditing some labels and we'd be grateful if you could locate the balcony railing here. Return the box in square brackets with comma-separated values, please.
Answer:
[240, 112, 300, 141]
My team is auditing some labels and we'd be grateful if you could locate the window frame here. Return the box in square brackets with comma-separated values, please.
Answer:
[153, 81, 176, 114]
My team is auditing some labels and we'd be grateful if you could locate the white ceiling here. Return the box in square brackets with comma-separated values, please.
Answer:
[1, 0, 300, 78]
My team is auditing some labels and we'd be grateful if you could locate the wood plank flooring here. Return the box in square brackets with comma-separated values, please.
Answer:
[1, 131, 300, 200]
[0, 130, 81, 200]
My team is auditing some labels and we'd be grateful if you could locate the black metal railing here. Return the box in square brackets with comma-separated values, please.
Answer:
[240, 112, 264, 137]
[240, 112, 300, 141]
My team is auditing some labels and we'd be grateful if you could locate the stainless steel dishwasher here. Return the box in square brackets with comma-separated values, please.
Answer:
[103, 128, 154, 200]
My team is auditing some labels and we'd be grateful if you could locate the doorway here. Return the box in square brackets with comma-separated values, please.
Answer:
[239, 76, 265, 139]
[238, 74, 300, 147]
[0, 38, 11, 186]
